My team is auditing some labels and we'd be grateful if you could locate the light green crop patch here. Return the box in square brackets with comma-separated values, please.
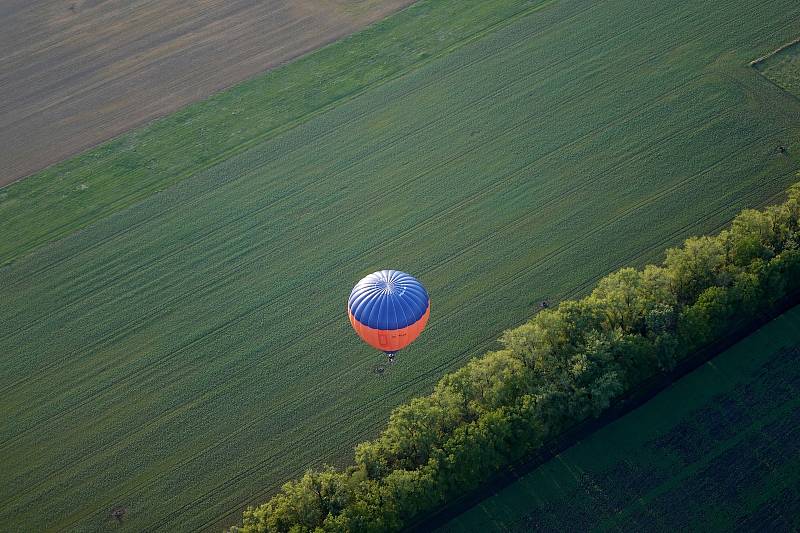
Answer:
[753, 38, 800, 98]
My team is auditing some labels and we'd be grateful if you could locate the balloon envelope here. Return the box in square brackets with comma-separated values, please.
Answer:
[347, 270, 430, 354]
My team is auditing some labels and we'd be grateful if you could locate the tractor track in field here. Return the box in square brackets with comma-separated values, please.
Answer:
[563, 181, 796, 302]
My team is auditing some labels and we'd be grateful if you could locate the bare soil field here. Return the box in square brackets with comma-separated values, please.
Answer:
[0, 0, 414, 186]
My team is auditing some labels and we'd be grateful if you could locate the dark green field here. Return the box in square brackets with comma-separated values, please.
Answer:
[1, 0, 799, 530]
[439, 305, 800, 532]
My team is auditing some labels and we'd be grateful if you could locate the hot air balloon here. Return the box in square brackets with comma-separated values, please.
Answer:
[347, 270, 430, 363]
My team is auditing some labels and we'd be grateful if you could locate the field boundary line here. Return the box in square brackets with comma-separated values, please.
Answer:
[0, 0, 608, 282]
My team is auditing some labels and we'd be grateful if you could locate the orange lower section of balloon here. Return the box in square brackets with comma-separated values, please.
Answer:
[348, 305, 430, 353]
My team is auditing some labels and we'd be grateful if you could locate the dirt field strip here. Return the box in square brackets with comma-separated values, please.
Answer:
[0, 0, 414, 187]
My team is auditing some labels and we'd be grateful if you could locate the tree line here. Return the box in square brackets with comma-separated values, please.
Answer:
[236, 182, 800, 532]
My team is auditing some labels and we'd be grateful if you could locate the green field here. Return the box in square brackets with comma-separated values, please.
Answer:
[438, 305, 800, 532]
[1, 0, 800, 531]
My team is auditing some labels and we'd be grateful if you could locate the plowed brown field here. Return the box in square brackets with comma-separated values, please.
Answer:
[0, 0, 413, 186]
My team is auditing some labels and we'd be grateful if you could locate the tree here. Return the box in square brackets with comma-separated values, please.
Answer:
[500, 309, 571, 372]
[436, 350, 527, 416]
[725, 208, 778, 267]
[588, 268, 644, 332]
[645, 302, 677, 336]
[665, 235, 726, 305]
